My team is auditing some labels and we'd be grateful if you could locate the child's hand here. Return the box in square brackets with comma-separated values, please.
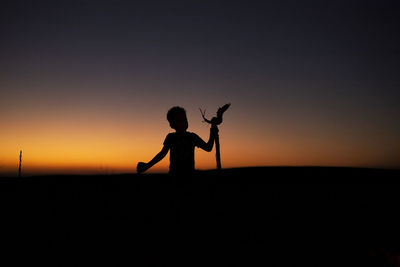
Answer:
[210, 125, 219, 136]
[137, 162, 148, 174]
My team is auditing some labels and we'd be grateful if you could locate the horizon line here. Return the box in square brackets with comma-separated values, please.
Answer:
[1, 165, 399, 178]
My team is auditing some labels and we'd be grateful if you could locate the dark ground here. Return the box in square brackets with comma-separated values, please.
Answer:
[1, 167, 400, 266]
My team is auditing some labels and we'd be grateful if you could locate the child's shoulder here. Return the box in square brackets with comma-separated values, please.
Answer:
[188, 131, 200, 137]
[166, 131, 197, 135]
[187, 131, 200, 138]
[165, 131, 199, 139]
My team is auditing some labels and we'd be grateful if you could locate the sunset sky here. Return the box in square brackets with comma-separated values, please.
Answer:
[1, 1, 399, 176]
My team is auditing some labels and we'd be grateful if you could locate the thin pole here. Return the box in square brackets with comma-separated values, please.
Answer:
[18, 150, 22, 177]
[215, 130, 221, 170]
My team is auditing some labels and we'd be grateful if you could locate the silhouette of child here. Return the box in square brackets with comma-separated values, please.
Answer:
[137, 106, 218, 176]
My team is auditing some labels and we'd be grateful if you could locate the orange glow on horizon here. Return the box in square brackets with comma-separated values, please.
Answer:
[2, 115, 399, 176]
[1, 97, 399, 176]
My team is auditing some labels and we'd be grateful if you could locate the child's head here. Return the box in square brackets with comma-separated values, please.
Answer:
[167, 106, 188, 132]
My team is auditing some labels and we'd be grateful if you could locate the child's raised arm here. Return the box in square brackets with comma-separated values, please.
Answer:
[198, 125, 219, 152]
[137, 146, 169, 174]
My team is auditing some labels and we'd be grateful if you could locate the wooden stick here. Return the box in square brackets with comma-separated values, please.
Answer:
[215, 129, 221, 170]
[199, 103, 230, 170]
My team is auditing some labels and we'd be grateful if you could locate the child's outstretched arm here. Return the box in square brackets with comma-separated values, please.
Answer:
[137, 146, 169, 174]
[200, 125, 219, 152]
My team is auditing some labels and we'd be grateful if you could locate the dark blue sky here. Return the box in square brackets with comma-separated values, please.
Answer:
[2, 1, 399, 106]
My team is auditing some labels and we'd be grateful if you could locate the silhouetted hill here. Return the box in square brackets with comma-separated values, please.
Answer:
[1, 167, 399, 266]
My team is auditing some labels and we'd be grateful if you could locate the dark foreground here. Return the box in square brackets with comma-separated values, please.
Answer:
[1, 167, 400, 266]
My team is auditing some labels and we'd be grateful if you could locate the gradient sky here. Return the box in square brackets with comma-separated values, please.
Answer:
[1, 0, 400, 175]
